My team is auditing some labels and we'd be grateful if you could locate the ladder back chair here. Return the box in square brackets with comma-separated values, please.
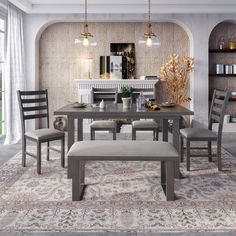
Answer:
[180, 89, 230, 171]
[90, 88, 118, 140]
[131, 87, 159, 141]
[17, 90, 65, 174]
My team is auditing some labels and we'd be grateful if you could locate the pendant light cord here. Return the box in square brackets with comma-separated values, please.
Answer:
[148, 0, 151, 24]
[85, 0, 88, 24]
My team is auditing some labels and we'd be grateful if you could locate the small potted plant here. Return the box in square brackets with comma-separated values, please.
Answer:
[120, 86, 132, 108]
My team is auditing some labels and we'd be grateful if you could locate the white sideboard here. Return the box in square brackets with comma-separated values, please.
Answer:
[76, 79, 159, 103]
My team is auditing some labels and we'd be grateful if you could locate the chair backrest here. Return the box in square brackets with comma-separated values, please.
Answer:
[208, 89, 230, 138]
[17, 90, 49, 134]
[131, 87, 155, 103]
[90, 88, 118, 104]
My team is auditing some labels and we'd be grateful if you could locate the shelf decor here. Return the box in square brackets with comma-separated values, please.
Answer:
[218, 36, 226, 50]
[160, 54, 194, 104]
[229, 35, 236, 50]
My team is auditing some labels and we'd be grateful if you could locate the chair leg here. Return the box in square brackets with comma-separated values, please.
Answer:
[90, 129, 95, 140]
[217, 141, 222, 171]
[37, 142, 42, 174]
[208, 141, 212, 162]
[80, 161, 85, 184]
[61, 137, 65, 168]
[132, 128, 136, 140]
[113, 129, 116, 140]
[180, 136, 184, 162]
[155, 128, 159, 141]
[186, 139, 190, 171]
[22, 136, 26, 167]
[47, 142, 50, 161]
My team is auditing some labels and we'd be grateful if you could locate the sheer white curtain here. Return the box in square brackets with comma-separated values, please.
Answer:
[4, 3, 25, 144]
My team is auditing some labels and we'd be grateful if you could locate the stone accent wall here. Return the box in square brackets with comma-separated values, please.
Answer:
[39, 22, 189, 126]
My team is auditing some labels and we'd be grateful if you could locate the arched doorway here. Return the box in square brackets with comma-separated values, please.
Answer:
[209, 21, 236, 121]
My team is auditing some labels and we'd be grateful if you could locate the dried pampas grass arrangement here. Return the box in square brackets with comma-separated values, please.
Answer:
[160, 54, 194, 104]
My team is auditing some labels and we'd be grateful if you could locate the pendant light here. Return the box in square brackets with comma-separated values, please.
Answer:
[139, 0, 160, 47]
[74, 0, 97, 47]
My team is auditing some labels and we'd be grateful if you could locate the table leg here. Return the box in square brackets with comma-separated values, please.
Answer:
[166, 161, 175, 201]
[172, 118, 180, 151]
[162, 119, 168, 142]
[172, 117, 180, 178]
[67, 116, 75, 150]
[77, 118, 83, 141]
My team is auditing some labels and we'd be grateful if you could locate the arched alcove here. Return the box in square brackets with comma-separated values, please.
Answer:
[37, 21, 191, 126]
[209, 21, 236, 119]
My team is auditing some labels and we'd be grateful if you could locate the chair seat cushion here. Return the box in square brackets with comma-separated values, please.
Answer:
[132, 120, 158, 129]
[180, 128, 217, 140]
[90, 120, 116, 129]
[25, 128, 64, 141]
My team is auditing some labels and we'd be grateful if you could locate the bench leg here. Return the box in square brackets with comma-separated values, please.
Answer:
[161, 160, 175, 201]
[72, 160, 83, 201]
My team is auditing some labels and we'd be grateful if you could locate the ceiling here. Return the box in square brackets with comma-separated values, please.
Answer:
[8, 0, 236, 14]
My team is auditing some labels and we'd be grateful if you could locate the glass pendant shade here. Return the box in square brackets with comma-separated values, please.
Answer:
[139, 0, 160, 48]
[74, 0, 97, 47]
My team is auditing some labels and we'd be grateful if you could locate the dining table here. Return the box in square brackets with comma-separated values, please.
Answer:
[54, 103, 194, 177]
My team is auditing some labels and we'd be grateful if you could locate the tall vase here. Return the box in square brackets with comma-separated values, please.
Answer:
[122, 97, 131, 109]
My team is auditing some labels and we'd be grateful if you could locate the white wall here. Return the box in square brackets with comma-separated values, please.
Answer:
[23, 13, 236, 129]
[0, 0, 7, 18]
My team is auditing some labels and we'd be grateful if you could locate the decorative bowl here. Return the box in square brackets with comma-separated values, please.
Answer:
[160, 102, 176, 107]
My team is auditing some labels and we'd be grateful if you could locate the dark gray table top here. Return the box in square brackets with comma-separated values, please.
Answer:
[54, 103, 194, 119]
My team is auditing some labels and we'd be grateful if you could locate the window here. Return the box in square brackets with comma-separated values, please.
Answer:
[0, 18, 5, 136]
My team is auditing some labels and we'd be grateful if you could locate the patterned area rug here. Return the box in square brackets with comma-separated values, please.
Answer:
[1, 146, 236, 233]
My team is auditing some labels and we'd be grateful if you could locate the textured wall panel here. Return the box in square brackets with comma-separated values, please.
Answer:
[39, 22, 189, 126]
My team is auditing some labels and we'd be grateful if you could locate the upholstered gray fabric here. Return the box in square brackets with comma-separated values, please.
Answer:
[180, 128, 217, 139]
[132, 120, 158, 129]
[90, 120, 116, 129]
[68, 141, 178, 161]
[25, 128, 64, 141]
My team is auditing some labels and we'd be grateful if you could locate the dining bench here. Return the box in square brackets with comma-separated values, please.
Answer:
[67, 140, 179, 201]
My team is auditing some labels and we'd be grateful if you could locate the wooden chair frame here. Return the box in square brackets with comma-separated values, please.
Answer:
[131, 87, 159, 140]
[180, 89, 230, 171]
[17, 90, 65, 174]
[90, 88, 118, 140]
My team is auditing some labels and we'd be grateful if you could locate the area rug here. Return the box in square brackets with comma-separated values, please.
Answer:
[1, 146, 236, 233]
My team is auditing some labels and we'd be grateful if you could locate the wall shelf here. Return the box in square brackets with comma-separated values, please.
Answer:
[209, 74, 236, 77]
[209, 49, 236, 53]
[209, 22, 236, 117]
[209, 96, 236, 101]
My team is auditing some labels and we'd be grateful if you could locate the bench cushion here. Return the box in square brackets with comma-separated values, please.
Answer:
[68, 141, 178, 161]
